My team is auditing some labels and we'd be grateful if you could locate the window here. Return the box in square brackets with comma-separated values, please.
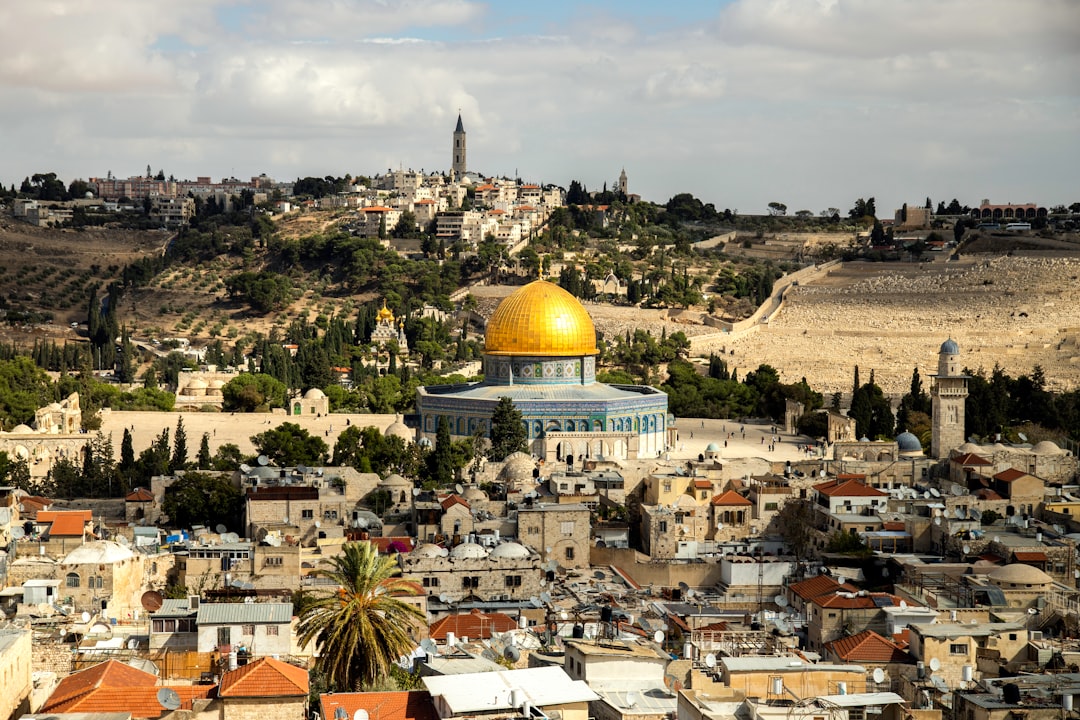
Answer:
[66, 573, 80, 588]
[561, 521, 575, 535]
[423, 577, 439, 588]
[265, 556, 283, 567]
[950, 643, 967, 654]
[217, 627, 231, 646]
[242, 624, 256, 636]
[153, 619, 164, 633]
[505, 575, 522, 587]
[267, 625, 279, 636]
[565, 547, 575, 561]
[301, 509, 314, 519]
[1008, 633, 1017, 641]
[663, 482, 672, 492]
[528, 527, 539, 535]
[462, 576, 479, 589]
[765, 502, 778, 511]
[324, 510, 338, 520]
[700, 491, 708, 499]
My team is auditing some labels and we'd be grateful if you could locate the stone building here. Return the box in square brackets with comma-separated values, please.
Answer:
[195, 602, 294, 656]
[288, 387, 330, 417]
[217, 657, 309, 720]
[175, 371, 232, 410]
[0, 393, 87, 478]
[640, 495, 709, 559]
[0, 628, 32, 720]
[60, 540, 150, 617]
[452, 113, 467, 178]
[398, 540, 543, 603]
[516, 503, 591, 569]
[931, 338, 968, 459]
[173, 540, 300, 597]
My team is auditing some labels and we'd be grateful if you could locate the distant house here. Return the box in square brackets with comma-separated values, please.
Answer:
[196, 602, 293, 656]
[321, 691, 439, 720]
[41, 659, 213, 717]
[218, 657, 310, 720]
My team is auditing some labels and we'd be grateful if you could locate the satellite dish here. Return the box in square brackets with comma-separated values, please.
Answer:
[899, 600, 908, 609]
[836, 576, 846, 585]
[215, 524, 227, 534]
[1018, 432, 1029, 442]
[141, 590, 164, 612]
[934, 516, 942, 526]
[545, 560, 559, 572]
[540, 592, 552, 604]
[157, 688, 182, 711]
[653, 630, 665, 643]
[933, 508, 943, 517]
[970, 509, 982, 521]
[593, 570, 605, 580]
[504, 646, 521, 662]
[923, 491, 931, 499]
[626, 691, 639, 708]
[80, 611, 91, 623]
[283, 517, 290, 525]
[545, 547, 553, 554]
[412, 487, 421, 497]
[872, 668, 886, 684]
[993, 536, 1000, 543]
[438, 593, 451, 604]
[704, 653, 717, 668]
[297, 465, 308, 474]
[678, 582, 690, 593]
[1028, 607, 1038, 615]
[334, 708, 349, 720]
[257, 455, 269, 466]
[930, 488, 941, 498]
[455, 483, 464, 494]
[775, 595, 789, 608]
[929, 658, 941, 672]
[530, 597, 543, 608]
[716, 521, 723, 530]
[116, 535, 130, 546]
[962, 545, 971, 555]
[315, 521, 321, 529]
[819, 470, 826, 477]
[355, 711, 370, 720]
[686, 588, 696, 600]
[420, 638, 438, 654]
[10, 526, 24, 539]
[239, 463, 252, 473]
[222, 532, 240, 544]
[1074, 569, 1079, 579]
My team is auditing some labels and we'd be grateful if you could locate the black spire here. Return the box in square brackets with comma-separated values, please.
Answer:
[455, 113, 464, 133]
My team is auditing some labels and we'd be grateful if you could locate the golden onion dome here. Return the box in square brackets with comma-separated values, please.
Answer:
[485, 280, 598, 357]
[376, 301, 394, 323]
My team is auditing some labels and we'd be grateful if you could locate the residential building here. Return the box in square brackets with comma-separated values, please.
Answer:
[516, 503, 591, 569]
[40, 659, 214, 716]
[321, 691, 439, 720]
[399, 541, 542, 603]
[195, 602, 293, 656]
[0, 628, 32, 720]
[217, 657, 309, 720]
[422, 666, 597, 720]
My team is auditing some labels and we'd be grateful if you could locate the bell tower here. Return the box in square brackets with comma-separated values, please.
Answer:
[931, 338, 969, 459]
[452, 112, 467, 178]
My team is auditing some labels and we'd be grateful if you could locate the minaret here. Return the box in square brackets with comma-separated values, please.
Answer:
[930, 338, 969, 459]
[618, 168, 628, 196]
[452, 112, 467, 178]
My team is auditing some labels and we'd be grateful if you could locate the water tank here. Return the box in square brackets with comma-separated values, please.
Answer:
[1065, 695, 1074, 711]
[962, 666, 973, 682]
[772, 677, 784, 696]
[683, 642, 693, 660]
[447, 632, 456, 647]
[837, 682, 847, 695]
[1003, 683, 1021, 705]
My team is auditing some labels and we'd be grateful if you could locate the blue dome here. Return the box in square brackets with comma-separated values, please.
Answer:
[859, 436, 871, 442]
[940, 338, 959, 354]
[705, 442, 720, 452]
[896, 431, 922, 452]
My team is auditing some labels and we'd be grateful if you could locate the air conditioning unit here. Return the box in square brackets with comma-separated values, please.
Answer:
[1031, 631, 1044, 640]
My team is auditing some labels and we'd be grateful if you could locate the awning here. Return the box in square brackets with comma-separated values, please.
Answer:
[1013, 551, 1047, 562]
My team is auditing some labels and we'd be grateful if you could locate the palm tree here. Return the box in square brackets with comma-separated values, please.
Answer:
[296, 541, 424, 690]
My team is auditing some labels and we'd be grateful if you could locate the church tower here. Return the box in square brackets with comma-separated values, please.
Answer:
[618, 168, 628, 196]
[931, 338, 968, 459]
[452, 113, 467, 178]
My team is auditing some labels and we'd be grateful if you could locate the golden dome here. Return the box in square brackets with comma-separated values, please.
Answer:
[376, 301, 394, 323]
[485, 280, 597, 357]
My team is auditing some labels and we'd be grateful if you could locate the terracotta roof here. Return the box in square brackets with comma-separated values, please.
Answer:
[18, 495, 51, 516]
[125, 488, 154, 502]
[993, 468, 1031, 482]
[814, 478, 888, 498]
[710, 490, 751, 506]
[883, 521, 906, 531]
[1013, 551, 1048, 562]
[517, 205, 537, 211]
[836, 473, 867, 481]
[364, 205, 394, 212]
[693, 479, 712, 489]
[44, 659, 213, 717]
[826, 630, 911, 663]
[440, 495, 470, 511]
[39, 510, 91, 537]
[371, 537, 415, 554]
[429, 609, 518, 641]
[953, 452, 992, 466]
[973, 489, 1003, 500]
[697, 620, 730, 632]
[813, 592, 907, 610]
[218, 657, 309, 697]
[489, 209, 506, 215]
[520, 184, 540, 189]
[788, 574, 856, 601]
[321, 691, 439, 720]
[415, 199, 436, 204]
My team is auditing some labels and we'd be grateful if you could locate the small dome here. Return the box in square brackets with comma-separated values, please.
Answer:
[449, 543, 489, 560]
[10, 424, 34, 434]
[385, 417, 412, 442]
[957, 442, 982, 454]
[208, 379, 226, 389]
[987, 564, 1053, 586]
[896, 432, 922, 453]
[940, 338, 959, 354]
[498, 452, 536, 483]
[64, 540, 134, 565]
[462, 487, 488, 502]
[859, 436, 871, 443]
[704, 442, 720, 452]
[304, 388, 326, 400]
[490, 542, 531, 559]
[1032, 440, 1062, 455]
[380, 473, 411, 488]
[187, 378, 209, 389]
[411, 543, 447, 558]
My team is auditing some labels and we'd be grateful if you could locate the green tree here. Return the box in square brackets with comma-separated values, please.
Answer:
[222, 372, 288, 411]
[171, 417, 189, 472]
[252, 422, 329, 467]
[197, 433, 212, 470]
[212, 443, 245, 471]
[296, 541, 424, 691]
[162, 472, 243, 530]
[426, 416, 454, 487]
[774, 498, 817, 564]
[489, 397, 527, 461]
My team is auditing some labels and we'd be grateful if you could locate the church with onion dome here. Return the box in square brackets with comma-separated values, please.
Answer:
[415, 279, 672, 463]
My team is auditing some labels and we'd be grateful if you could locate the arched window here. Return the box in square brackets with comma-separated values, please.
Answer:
[66, 573, 80, 588]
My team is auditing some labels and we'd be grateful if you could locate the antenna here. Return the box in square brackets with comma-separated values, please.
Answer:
[872, 668, 885, 684]
[257, 455, 269, 466]
[157, 688, 182, 711]
[704, 653, 716, 668]
[625, 691, 639, 708]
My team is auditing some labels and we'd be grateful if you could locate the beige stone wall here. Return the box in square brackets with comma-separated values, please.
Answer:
[0, 629, 33, 720]
[223, 696, 306, 720]
[399, 553, 544, 603]
[517, 505, 590, 569]
[590, 547, 725, 589]
[32, 639, 73, 675]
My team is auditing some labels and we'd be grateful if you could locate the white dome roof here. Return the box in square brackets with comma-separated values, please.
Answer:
[490, 542, 531, 559]
[498, 452, 535, 482]
[412, 543, 447, 558]
[385, 420, 412, 442]
[380, 473, 411, 487]
[957, 442, 983, 454]
[10, 424, 34, 434]
[1032, 440, 1062, 455]
[64, 540, 134, 565]
[187, 378, 208, 389]
[987, 563, 1053, 586]
[208, 379, 226, 389]
[303, 388, 326, 400]
[462, 487, 488, 502]
[449, 543, 489, 560]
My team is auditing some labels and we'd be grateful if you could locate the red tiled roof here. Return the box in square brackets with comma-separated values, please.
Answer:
[826, 630, 911, 663]
[813, 592, 908, 610]
[993, 468, 1031, 482]
[883, 521, 906, 531]
[710, 490, 751, 506]
[892, 628, 910, 648]
[38, 510, 92, 537]
[18, 496, 52, 516]
[1013, 551, 1048, 562]
[788, 574, 856, 601]
[125, 488, 154, 502]
[974, 489, 1003, 500]
[953, 452, 992, 466]
[429, 609, 518, 641]
[44, 659, 213, 717]
[520, 184, 540, 189]
[836, 473, 867, 481]
[697, 621, 730, 632]
[489, 209, 506, 215]
[364, 205, 394, 212]
[440, 495, 470, 511]
[814, 479, 887, 497]
[415, 199, 436, 204]
[321, 691, 439, 720]
[693, 480, 712, 489]
[218, 657, 309, 697]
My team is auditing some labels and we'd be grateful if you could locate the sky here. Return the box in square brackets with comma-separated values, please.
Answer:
[1, 0, 1078, 214]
